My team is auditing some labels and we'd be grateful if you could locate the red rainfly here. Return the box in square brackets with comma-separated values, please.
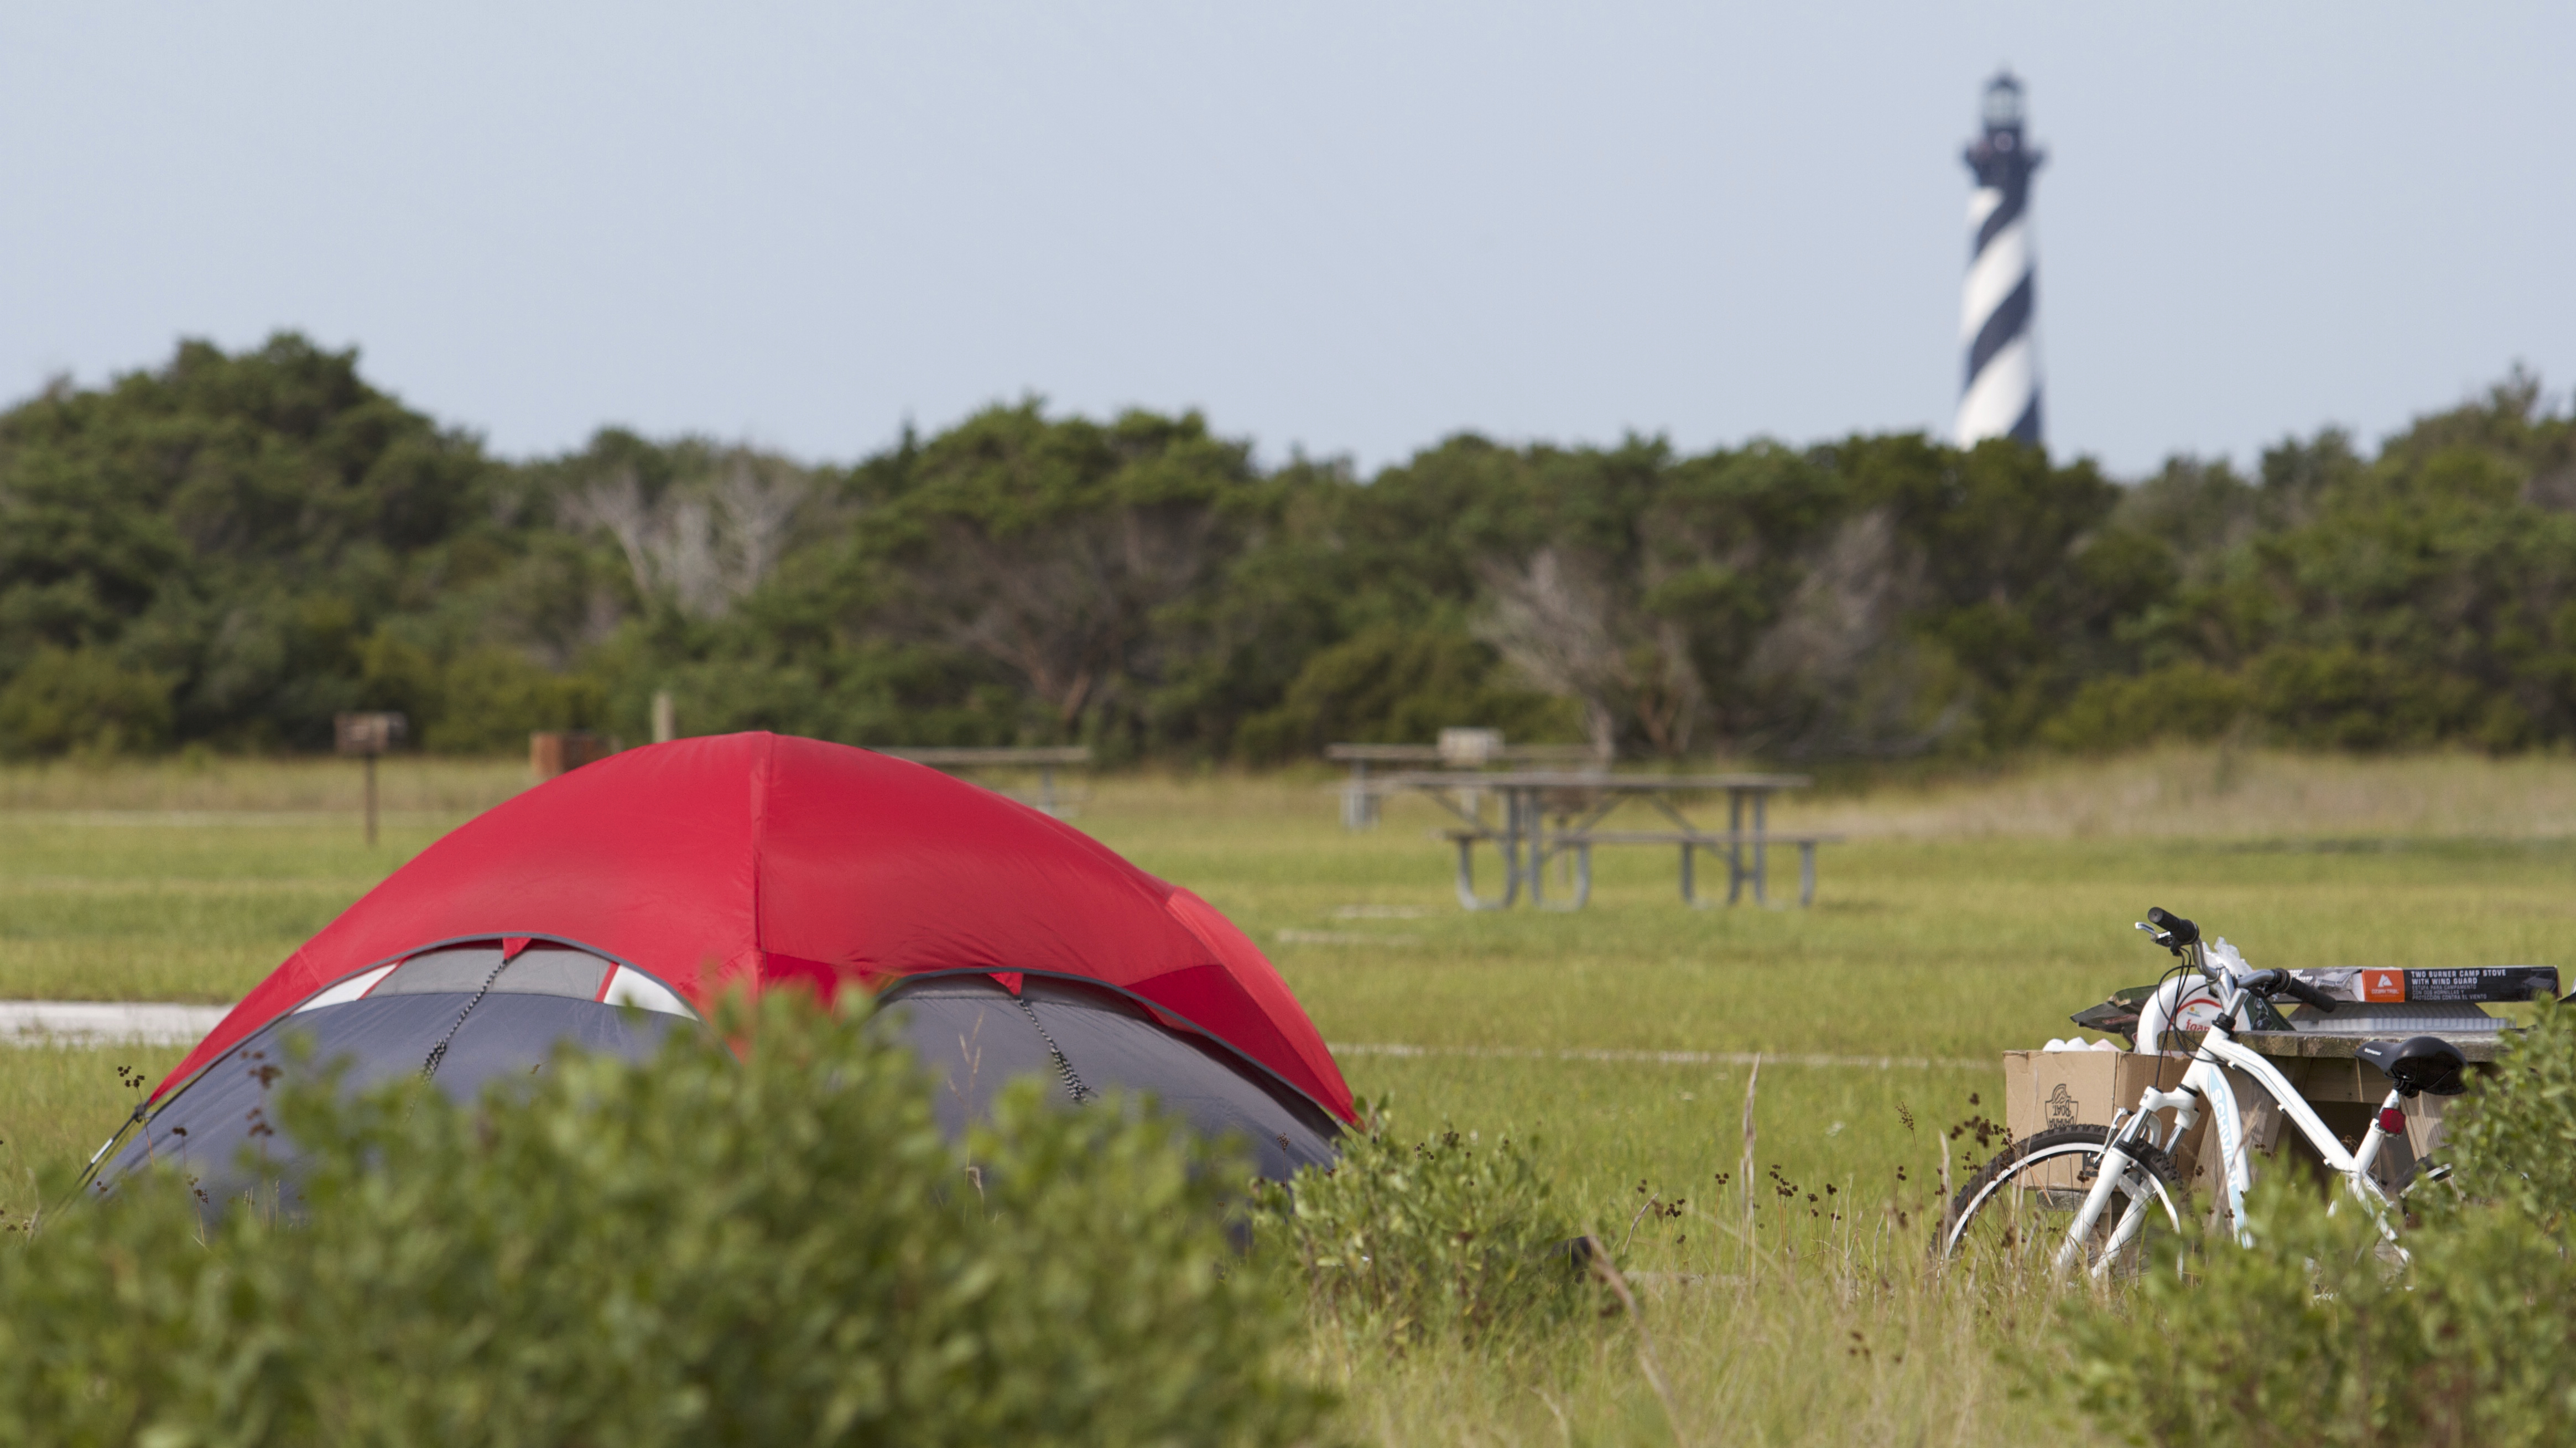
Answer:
[156, 733, 1354, 1122]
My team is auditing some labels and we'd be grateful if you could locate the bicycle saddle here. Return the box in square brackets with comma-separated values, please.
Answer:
[2358, 1035, 2469, 1098]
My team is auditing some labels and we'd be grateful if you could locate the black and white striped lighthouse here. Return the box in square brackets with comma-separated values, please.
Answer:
[1956, 71, 2045, 448]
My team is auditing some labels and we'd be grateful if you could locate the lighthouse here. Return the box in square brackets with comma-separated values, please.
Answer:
[1956, 71, 2044, 449]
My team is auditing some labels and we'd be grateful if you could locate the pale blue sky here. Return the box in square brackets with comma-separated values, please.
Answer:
[4, 3, 2568, 476]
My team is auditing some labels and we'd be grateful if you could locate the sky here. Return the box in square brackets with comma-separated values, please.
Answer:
[3, 3, 2569, 479]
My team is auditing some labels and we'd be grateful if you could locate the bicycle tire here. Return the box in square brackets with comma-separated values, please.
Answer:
[1936, 1124, 2188, 1275]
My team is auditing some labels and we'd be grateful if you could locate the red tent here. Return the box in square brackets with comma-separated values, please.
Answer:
[119, 733, 1352, 1195]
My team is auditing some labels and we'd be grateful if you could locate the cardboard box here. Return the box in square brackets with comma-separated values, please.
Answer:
[2003, 1048, 2212, 1181]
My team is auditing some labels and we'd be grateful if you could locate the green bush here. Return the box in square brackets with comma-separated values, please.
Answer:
[2436, 997, 2576, 1232]
[2039, 660, 2251, 752]
[420, 645, 607, 754]
[1248, 1100, 1590, 1346]
[2248, 645, 2483, 751]
[0, 646, 173, 757]
[2060, 1184, 2576, 1446]
[0, 995, 1335, 1446]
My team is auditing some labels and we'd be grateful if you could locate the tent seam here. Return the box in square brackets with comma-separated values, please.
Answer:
[750, 731, 774, 985]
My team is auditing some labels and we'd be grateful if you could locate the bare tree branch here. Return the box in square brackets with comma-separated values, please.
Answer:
[561, 454, 813, 620]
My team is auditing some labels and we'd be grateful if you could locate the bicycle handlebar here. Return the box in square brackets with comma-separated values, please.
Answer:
[2277, 975, 2339, 1013]
[2141, 907, 2200, 955]
[2231, 968, 2338, 1013]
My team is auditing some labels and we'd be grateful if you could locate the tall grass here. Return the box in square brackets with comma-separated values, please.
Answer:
[0, 1043, 180, 1225]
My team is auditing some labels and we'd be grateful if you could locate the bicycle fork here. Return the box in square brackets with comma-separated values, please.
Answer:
[2055, 1084, 2205, 1279]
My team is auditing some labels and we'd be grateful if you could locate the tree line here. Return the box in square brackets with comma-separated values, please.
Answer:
[1, 333, 2569, 763]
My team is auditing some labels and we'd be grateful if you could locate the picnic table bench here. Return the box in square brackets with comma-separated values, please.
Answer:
[878, 746, 1091, 816]
[1356, 769, 1837, 911]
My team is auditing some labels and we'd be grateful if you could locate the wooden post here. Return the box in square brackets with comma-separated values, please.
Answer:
[651, 690, 675, 744]
[334, 712, 407, 847]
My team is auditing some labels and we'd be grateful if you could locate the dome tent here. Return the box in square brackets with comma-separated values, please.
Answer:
[106, 733, 1353, 1200]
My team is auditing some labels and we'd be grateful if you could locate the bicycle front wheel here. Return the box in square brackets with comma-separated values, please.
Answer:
[1937, 1125, 2187, 1275]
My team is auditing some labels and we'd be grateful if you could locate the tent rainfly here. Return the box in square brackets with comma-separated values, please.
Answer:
[106, 733, 1354, 1201]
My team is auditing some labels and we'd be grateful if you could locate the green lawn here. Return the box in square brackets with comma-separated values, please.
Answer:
[7, 748, 2575, 1443]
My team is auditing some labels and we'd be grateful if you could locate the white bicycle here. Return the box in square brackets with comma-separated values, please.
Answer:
[1938, 907, 2468, 1277]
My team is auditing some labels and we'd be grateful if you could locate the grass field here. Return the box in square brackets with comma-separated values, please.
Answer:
[7, 746, 2576, 1443]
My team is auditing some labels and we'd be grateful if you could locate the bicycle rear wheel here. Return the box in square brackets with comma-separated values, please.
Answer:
[1937, 1124, 2187, 1275]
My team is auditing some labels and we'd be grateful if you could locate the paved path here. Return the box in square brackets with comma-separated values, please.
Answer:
[0, 1001, 232, 1046]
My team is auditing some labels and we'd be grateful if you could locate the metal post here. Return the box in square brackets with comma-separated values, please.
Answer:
[1525, 789, 1545, 907]
[1727, 789, 1745, 904]
[1752, 790, 1768, 905]
[1504, 788, 1524, 902]
[363, 753, 379, 847]
[1039, 762, 1059, 815]
[651, 689, 675, 744]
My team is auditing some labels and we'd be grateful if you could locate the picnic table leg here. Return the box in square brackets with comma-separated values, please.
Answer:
[1799, 841, 1817, 907]
[1504, 788, 1524, 902]
[1512, 788, 1540, 906]
[1536, 840, 1591, 911]
[1752, 791, 1768, 905]
[1453, 832, 1519, 910]
[1727, 790, 1746, 904]
[1341, 761, 1376, 831]
[1680, 842, 1710, 908]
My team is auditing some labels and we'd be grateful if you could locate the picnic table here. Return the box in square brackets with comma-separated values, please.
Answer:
[2228, 1029, 2505, 1184]
[1353, 770, 1835, 911]
[878, 746, 1091, 816]
[1326, 741, 1604, 829]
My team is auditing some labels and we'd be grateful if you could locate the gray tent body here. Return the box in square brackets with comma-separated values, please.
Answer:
[103, 938, 1339, 1205]
[872, 973, 1341, 1180]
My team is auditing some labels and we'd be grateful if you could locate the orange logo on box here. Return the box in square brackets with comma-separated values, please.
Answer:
[2362, 971, 2407, 1003]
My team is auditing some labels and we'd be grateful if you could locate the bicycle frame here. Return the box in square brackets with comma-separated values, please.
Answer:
[2054, 945, 2407, 1279]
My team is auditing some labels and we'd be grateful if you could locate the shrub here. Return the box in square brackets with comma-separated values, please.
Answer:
[2247, 645, 2482, 751]
[1248, 1100, 1590, 1346]
[421, 645, 607, 754]
[2060, 1183, 2576, 1446]
[2436, 997, 2576, 1232]
[0, 646, 172, 757]
[0, 994, 1335, 1446]
[2039, 660, 2250, 752]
